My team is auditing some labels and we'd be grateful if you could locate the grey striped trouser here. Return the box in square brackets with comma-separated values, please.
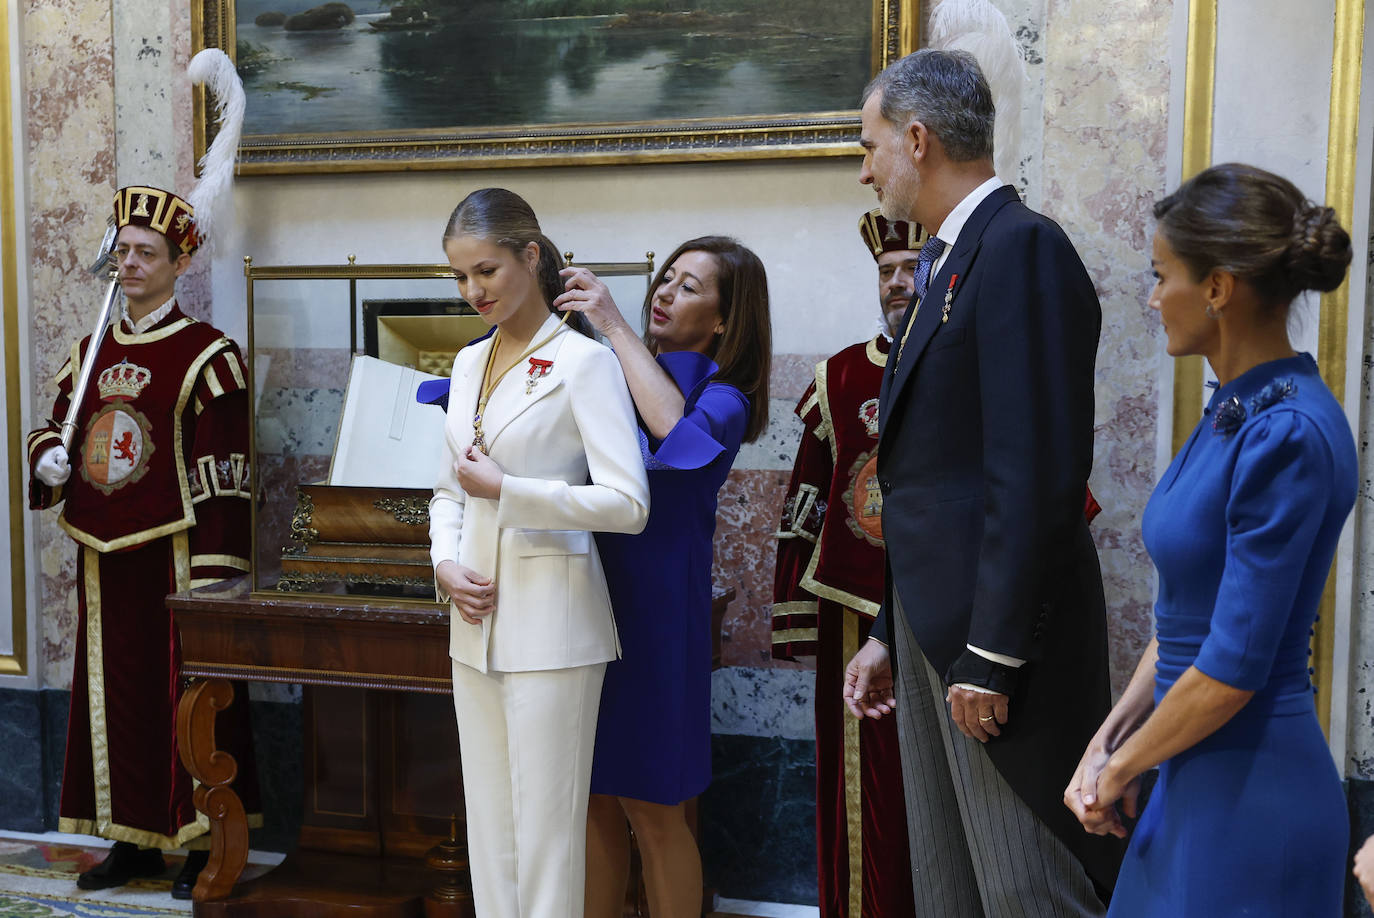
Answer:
[891, 596, 1105, 918]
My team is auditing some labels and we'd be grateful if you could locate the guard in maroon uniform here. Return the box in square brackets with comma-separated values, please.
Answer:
[28, 184, 260, 897]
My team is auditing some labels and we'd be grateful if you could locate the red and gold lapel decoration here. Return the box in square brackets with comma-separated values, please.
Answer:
[941, 274, 959, 324]
[525, 357, 553, 395]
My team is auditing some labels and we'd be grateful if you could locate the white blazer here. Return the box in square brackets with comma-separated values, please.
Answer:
[429, 313, 650, 674]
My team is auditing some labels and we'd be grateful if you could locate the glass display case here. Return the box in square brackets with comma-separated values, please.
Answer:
[244, 253, 654, 598]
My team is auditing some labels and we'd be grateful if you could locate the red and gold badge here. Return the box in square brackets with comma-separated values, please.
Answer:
[80, 403, 155, 494]
[843, 449, 883, 546]
[859, 397, 880, 438]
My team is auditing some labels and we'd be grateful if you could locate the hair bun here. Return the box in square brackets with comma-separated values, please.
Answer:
[1287, 204, 1352, 293]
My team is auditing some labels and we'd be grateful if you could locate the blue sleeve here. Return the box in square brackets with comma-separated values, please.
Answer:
[1194, 411, 1333, 690]
[644, 382, 749, 471]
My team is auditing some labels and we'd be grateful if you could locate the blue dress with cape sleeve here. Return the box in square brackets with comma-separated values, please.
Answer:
[590, 350, 748, 804]
[1110, 353, 1355, 916]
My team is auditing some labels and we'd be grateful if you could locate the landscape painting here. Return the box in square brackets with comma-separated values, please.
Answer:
[196, 0, 918, 172]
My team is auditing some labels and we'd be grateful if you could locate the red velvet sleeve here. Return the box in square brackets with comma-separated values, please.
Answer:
[771, 376, 830, 661]
[185, 344, 252, 586]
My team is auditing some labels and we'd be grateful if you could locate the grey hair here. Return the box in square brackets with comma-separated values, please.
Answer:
[862, 49, 995, 163]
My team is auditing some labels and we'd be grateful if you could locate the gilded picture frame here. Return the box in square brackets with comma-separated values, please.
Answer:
[192, 0, 920, 174]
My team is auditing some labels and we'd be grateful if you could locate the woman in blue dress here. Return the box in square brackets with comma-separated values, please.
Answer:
[1064, 163, 1355, 916]
[555, 236, 772, 918]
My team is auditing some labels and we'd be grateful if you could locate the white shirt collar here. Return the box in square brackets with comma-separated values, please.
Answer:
[122, 295, 176, 333]
[933, 176, 1005, 257]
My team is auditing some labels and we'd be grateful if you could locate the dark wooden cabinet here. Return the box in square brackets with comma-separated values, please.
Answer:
[171, 577, 471, 917]
[171, 576, 734, 917]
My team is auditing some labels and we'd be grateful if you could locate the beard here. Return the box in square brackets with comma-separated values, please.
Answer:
[878, 155, 920, 222]
[881, 293, 910, 337]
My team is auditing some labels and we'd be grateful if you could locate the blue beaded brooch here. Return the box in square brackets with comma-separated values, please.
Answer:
[1208, 377, 1296, 437]
[1249, 378, 1297, 414]
[1210, 396, 1246, 436]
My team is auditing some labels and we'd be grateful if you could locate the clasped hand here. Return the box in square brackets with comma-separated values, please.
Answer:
[1064, 735, 1140, 839]
[456, 445, 503, 499]
[436, 560, 494, 625]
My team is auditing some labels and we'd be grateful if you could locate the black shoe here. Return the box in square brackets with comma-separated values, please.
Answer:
[171, 849, 209, 900]
[76, 841, 166, 890]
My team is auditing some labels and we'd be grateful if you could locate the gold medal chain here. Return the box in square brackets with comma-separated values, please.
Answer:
[471, 312, 570, 453]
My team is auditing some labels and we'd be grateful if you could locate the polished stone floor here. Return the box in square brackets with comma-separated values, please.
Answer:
[0, 831, 814, 918]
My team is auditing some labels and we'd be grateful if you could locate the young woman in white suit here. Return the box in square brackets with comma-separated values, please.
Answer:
[429, 187, 650, 918]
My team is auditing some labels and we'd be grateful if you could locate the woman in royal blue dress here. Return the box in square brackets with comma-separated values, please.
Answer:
[1064, 163, 1355, 916]
[555, 236, 772, 918]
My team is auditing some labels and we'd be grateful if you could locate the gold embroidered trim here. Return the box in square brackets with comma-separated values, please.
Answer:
[865, 334, 888, 368]
[204, 364, 225, 399]
[776, 483, 821, 543]
[57, 813, 263, 849]
[228, 453, 249, 498]
[843, 609, 863, 916]
[83, 549, 113, 836]
[770, 600, 817, 618]
[771, 626, 819, 644]
[173, 531, 190, 593]
[798, 384, 821, 444]
[191, 553, 250, 571]
[111, 316, 195, 346]
[191, 455, 215, 504]
[224, 354, 246, 391]
[813, 358, 836, 460]
[60, 516, 193, 553]
[799, 532, 880, 619]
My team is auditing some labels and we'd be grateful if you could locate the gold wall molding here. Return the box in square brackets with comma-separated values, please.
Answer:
[1313, 0, 1365, 738]
[1170, 0, 1216, 458]
[1, 0, 26, 677]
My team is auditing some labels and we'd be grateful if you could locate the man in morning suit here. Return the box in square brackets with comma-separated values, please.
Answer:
[842, 49, 1124, 915]
[771, 210, 924, 918]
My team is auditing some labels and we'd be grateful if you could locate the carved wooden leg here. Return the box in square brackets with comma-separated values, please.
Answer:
[176, 677, 249, 901]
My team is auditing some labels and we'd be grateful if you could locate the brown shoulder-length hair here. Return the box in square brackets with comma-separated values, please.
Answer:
[643, 236, 771, 442]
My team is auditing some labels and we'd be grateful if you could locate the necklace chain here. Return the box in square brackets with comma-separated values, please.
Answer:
[471, 312, 570, 454]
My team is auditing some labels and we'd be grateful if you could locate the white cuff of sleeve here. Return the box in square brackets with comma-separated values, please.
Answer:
[967, 643, 1025, 667]
[953, 682, 1002, 695]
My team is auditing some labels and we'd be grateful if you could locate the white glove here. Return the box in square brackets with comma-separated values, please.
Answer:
[35, 445, 71, 487]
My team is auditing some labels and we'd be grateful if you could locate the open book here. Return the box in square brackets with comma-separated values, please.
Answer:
[328, 355, 447, 488]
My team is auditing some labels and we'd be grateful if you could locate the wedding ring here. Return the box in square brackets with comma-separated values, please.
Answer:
[978, 714, 995, 722]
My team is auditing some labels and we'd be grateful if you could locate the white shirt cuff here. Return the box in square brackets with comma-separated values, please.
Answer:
[953, 682, 1002, 695]
[968, 643, 1025, 667]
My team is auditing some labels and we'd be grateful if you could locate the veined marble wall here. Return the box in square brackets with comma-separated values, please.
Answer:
[1041, 0, 1171, 689]
[24, 0, 116, 690]
[1347, 171, 1374, 782]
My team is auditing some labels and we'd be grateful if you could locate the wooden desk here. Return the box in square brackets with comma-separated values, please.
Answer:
[171, 577, 470, 917]
[172, 577, 736, 917]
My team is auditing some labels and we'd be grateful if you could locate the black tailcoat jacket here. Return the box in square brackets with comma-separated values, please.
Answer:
[868, 185, 1125, 895]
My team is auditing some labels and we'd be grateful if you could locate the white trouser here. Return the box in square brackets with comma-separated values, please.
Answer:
[450, 659, 606, 918]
